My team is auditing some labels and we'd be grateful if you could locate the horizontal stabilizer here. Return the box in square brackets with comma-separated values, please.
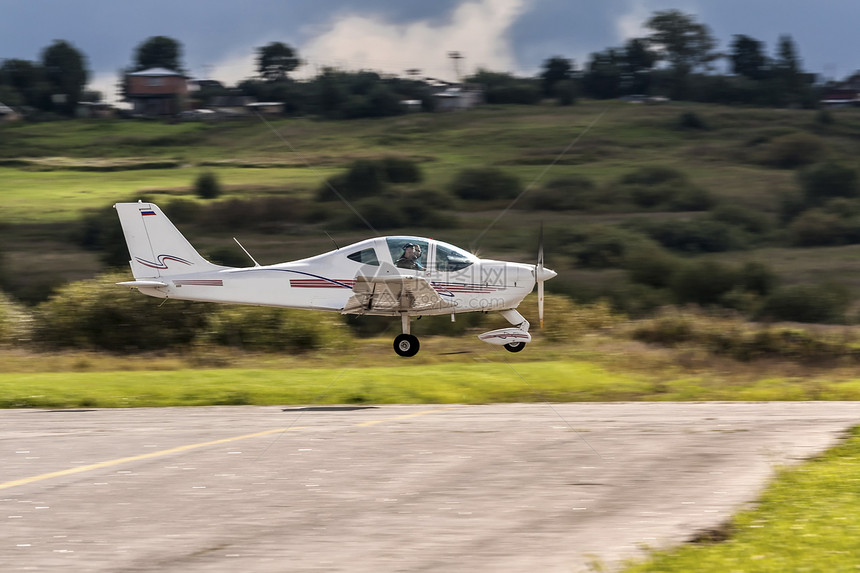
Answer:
[117, 280, 168, 289]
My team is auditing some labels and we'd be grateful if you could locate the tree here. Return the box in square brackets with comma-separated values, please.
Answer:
[256, 42, 301, 82]
[730, 35, 769, 81]
[540, 56, 574, 98]
[0, 58, 47, 108]
[646, 10, 717, 73]
[622, 38, 657, 93]
[133, 36, 184, 72]
[583, 49, 624, 99]
[773, 34, 803, 91]
[41, 40, 89, 115]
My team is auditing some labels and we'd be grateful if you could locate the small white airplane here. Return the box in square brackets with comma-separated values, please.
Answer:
[114, 202, 556, 357]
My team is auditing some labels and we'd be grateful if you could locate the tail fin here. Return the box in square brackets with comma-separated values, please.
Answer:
[114, 202, 226, 278]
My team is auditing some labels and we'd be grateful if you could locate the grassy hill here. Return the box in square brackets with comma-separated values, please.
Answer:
[2, 100, 860, 317]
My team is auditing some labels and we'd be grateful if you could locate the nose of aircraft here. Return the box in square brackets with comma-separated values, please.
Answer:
[536, 266, 557, 282]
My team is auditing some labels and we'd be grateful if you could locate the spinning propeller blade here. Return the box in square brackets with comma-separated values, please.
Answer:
[537, 224, 545, 329]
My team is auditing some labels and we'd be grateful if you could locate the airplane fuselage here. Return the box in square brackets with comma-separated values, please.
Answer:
[135, 236, 536, 316]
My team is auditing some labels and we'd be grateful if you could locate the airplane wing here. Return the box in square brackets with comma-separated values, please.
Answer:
[341, 275, 454, 315]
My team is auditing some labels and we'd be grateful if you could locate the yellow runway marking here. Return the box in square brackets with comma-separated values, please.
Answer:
[355, 407, 462, 427]
[0, 426, 307, 491]
[0, 407, 459, 491]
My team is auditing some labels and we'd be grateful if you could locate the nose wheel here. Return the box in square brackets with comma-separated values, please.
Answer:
[394, 334, 420, 357]
[504, 341, 526, 353]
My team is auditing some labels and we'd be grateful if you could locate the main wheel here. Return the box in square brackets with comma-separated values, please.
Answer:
[504, 341, 526, 353]
[393, 334, 420, 357]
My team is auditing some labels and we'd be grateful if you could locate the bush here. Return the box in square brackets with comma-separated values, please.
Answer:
[343, 195, 406, 230]
[617, 166, 712, 211]
[33, 273, 211, 352]
[380, 156, 423, 183]
[0, 291, 32, 346]
[164, 198, 202, 224]
[670, 260, 738, 306]
[677, 111, 708, 130]
[632, 218, 748, 253]
[623, 242, 680, 288]
[738, 261, 778, 296]
[194, 171, 222, 199]
[709, 204, 773, 235]
[568, 226, 649, 269]
[799, 162, 859, 206]
[205, 306, 349, 352]
[450, 167, 521, 201]
[787, 209, 850, 246]
[757, 284, 851, 324]
[524, 175, 598, 210]
[760, 132, 826, 169]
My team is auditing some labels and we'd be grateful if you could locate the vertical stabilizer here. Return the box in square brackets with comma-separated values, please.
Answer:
[114, 202, 226, 278]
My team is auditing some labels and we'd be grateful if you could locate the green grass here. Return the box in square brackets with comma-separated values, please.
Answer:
[0, 360, 651, 408]
[624, 426, 860, 572]
[0, 165, 334, 223]
[2, 355, 860, 409]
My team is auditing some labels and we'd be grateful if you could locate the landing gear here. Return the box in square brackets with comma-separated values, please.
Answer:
[394, 313, 420, 357]
[394, 334, 420, 357]
[504, 341, 525, 353]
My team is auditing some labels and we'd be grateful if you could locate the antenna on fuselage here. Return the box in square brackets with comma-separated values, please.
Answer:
[233, 237, 261, 267]
[324, 230, 340, 250]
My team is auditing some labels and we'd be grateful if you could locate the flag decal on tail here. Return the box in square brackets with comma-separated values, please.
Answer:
[140, 210, 156, 216]
[135, 254, 193, 270]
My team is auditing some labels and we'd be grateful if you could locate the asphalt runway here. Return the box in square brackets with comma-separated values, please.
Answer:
[2, 402, 858, 572]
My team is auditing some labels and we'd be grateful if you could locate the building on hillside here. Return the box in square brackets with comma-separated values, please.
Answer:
[125, 68, 188, 116]
[820, 72, 860, 106]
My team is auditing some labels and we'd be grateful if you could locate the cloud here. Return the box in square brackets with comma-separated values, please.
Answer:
[615, 0, 651, 41]
[298, 0, 527, 80]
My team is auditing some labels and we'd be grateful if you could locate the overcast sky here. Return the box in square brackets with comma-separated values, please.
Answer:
[2, 0, 859, 103]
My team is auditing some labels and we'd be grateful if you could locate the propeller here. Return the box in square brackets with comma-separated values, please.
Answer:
[535, 224, 557, 329]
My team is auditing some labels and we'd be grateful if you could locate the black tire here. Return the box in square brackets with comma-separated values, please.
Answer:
[394, 334, 420, 357]
[504, 341, 526, 353]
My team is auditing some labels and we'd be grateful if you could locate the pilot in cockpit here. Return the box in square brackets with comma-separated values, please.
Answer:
[395, 243, 423, 270]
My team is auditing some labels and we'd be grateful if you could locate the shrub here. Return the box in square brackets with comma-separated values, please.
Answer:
[0, 291, 32, 346]
[205, 306, 349, 352]
[709, 204, 773, 234]
[787, 209, 849, 247]
[380, 156, 423, 183]
[677, 111, 708, 130]
[450, 167, 521, 201]
[738, 261, 778, 296]
[524, 175, 598, 210]
[760, 132, 826, 169]
[632, 218, 748, 253]
[569, 226, 649, 269]
[33, 273, 211, 352]
[757, 283, 851, 324]
[798, 162, 859, 206]
[194, 171, 222, 199]
[617, 166, 712, 211]
[344, 195, 406, 230]
[164, 198, 202, 224]
[623, 242, 680, 288]
[670, 260, 739, 306]
[202, 196, 306, 230]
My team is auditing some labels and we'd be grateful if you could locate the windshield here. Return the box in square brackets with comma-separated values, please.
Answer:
[435, 240, 476, 272]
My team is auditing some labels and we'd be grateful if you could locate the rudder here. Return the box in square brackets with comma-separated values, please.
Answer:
[114, 202, 225, 278]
